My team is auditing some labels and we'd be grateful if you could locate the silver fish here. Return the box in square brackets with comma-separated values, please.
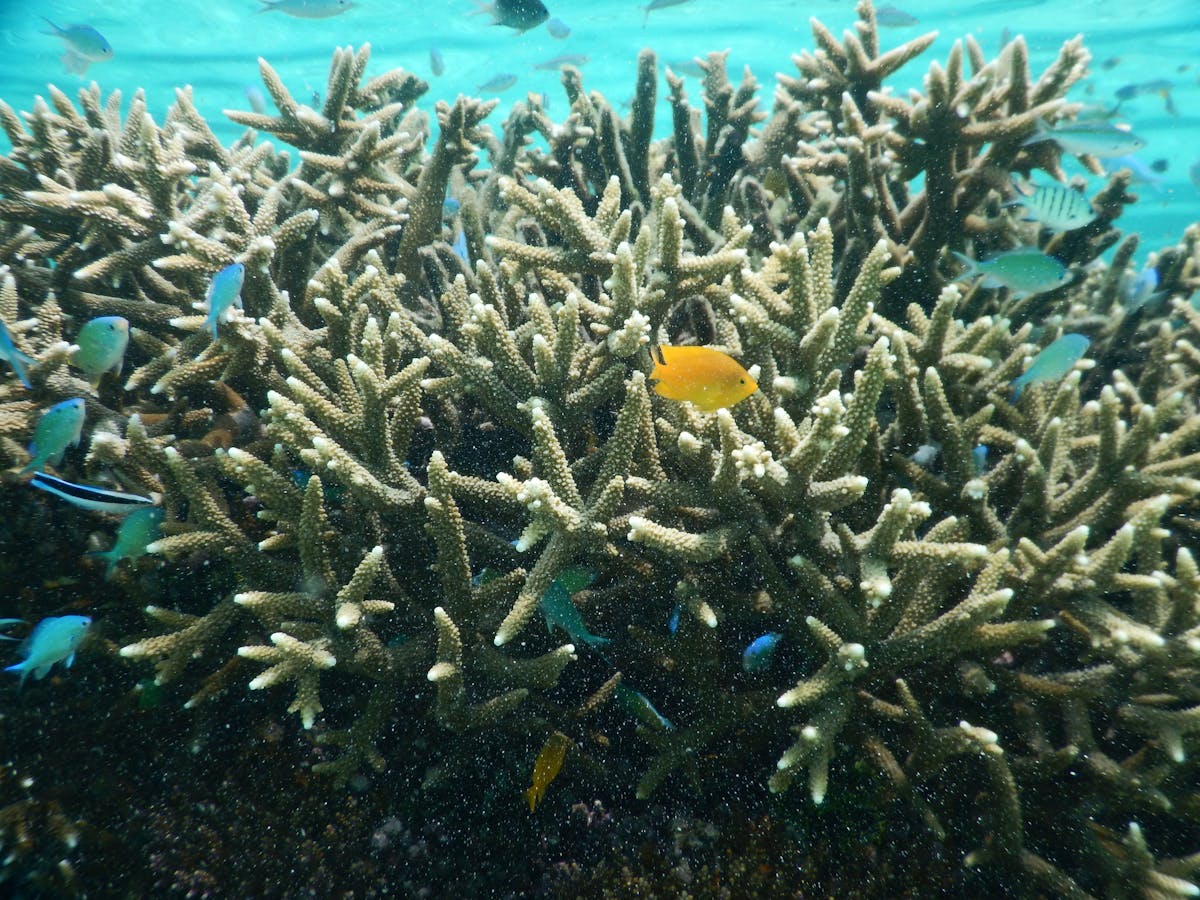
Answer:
[477, 73, 518, 93]
[1006, 180, 1096, 232]
[1022, 117, 1146, 159]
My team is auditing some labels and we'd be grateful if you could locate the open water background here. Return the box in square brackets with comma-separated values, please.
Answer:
[1, 1, 1198, 251]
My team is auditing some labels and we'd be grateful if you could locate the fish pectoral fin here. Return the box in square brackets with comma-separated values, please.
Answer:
[65, 653, 76, 669]
[61, 51, 91, 76]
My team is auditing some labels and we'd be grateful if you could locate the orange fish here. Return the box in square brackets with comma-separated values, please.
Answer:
[525, 731, 571, 812]
[649, 345, 758, 412]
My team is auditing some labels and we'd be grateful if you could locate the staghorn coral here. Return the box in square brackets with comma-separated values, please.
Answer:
[1, 2, 1200, 894]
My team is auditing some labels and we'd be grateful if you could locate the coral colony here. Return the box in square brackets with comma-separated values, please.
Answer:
[2, 1, 1200, 894]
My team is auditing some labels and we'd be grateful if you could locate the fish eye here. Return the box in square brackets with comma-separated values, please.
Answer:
[738, 378, 745, 384]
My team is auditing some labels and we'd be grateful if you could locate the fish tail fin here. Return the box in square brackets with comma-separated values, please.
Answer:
[86, 549, 119, 580]
[4, 661, 28, 689]
[950, 251, 978, 278]
[61, 51, 91, 77]
[7, 348, 33, 388]
[1020, 117, 1050, 147]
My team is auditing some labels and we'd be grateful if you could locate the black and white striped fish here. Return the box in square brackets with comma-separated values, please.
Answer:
[30, 472, 156, 514]
[1005, 179, 1096, 232]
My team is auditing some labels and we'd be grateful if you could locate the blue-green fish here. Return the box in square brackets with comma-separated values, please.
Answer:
[1022, 117, 1146, 159]
[1121, 267, 1162, 312]
[951, 249, 1071, 299]
[20, 398, 85, 474]
[204, 263, 245, 339]
[667, 601, 682, 635]
[1006, 181, 1095, 232]
[742, 632, 782, 673]
[0, 318, 33, 388]
[1011, 334, 1090, 400]
[257, 0, 355, 18]
[972, 445, 989, 475]
[90, 507, 164, 580]
[546, 17, 571, 39]
[71, 316, 129, 384]
[40, 18, 114, 77]
[615, 683, 673, 731]
[451, 227, 470, 266]
[4, 615, 91, 688]
[540, 568, 610, 648]
[472, 0, 549, 32]
[30, 472, 155, 514]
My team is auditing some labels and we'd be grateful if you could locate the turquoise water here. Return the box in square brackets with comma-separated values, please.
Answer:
[4, 0, 1199, 250]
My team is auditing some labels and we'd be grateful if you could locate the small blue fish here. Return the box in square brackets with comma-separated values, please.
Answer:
[667, 59, 706, 79]
[546, 17, 571, 39]
[1103, 155, 1167, 194]
[451, 227, 470, 266]
[72, 316, 129, 384]
[875, 5, 918, 27]
[742, 632, 782, 673]
[972, 445, 989, 475]
[951, 249, 1071, 299]
[430, 46, 445, 77]
[667, 601, 682, 635]
[89, 507, 165, 580]
[532, 54, 590, 71]
[41, 18, 114, 77]
[1011, 334, 1090, 401]
[1022, 117, 1146, 159]
[204, 263, 245, 339]
[615, 683, 673, 731]
[1121, 267, 1162, 312]
[257, 0, 355, 18]
[472, 0, 549, 32]
[0, 318, 33, 388]
[20, 398, 86, 474]
[540, 570, 610, 649]
[30, 472, 156, 514]
[245, 85, 268, 115]
[442, 197, 461, 217]
[477, 73, 518, 94]
[4, 615, 91, 688]
[642, 0, 695, 25]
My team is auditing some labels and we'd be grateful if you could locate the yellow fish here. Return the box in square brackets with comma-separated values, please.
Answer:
[649, 345, 758, 412]
[525, 731, 570, 812]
